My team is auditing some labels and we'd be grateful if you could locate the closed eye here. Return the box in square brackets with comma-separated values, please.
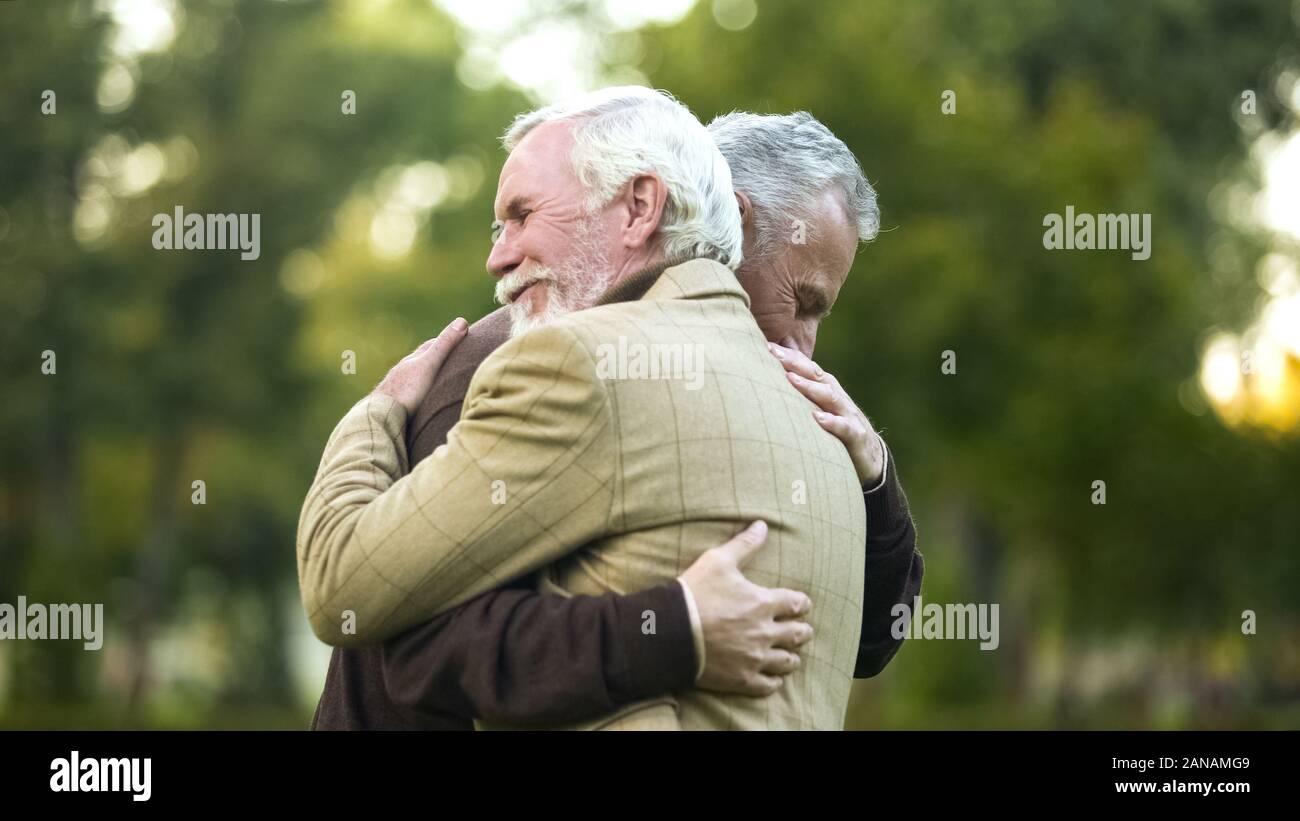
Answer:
[796, 284, 833, 318]
[501, 197, 533, 225]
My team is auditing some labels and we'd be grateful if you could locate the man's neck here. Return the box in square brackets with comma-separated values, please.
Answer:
[596, 254, 693, 307]
[606, 249, 664, 290]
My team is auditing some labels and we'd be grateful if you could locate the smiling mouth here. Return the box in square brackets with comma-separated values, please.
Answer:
[507, 278, 543, 304]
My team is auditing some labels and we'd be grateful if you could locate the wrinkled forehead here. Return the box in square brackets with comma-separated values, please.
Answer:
[494, 120, 583, 212]
[796, 187, 860, 290]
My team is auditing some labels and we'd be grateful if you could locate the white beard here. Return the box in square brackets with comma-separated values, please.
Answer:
[494, 215, 611, 338]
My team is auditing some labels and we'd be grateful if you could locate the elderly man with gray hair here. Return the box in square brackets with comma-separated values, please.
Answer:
[301, 88, 921, 730]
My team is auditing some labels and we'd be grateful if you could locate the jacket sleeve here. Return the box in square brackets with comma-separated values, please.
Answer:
[296, 324, 617, 646]
[854, 442, 924, 678]
[380, 580, 697, 725]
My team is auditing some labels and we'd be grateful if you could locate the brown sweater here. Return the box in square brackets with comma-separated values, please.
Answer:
[310, 307, 922, 729]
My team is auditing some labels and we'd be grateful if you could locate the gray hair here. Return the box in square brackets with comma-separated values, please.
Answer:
[503, 86, 743, 270]
[707, 111, 878, 260]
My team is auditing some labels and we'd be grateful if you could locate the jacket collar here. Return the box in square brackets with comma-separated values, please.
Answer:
[595, 256, 752, 309]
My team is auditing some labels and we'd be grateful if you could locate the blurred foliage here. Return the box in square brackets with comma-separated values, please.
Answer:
[0, 0, 1297, 728]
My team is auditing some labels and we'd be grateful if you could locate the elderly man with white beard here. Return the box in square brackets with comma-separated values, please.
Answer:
[300, 88, 921, 730]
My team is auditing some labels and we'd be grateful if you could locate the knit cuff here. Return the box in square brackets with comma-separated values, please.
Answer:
[609, 582, 697, 703]
[863, 441, 907, 549]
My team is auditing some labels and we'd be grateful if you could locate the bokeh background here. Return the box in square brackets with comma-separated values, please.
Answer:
[2, 0, 1298, 729]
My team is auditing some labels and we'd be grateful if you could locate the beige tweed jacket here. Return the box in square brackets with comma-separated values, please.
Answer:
[297, 258, 866, 729]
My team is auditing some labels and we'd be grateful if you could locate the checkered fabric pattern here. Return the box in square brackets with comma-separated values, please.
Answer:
[297, 258, 866, 730]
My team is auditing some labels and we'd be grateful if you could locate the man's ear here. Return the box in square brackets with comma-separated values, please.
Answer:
[621, 173, 668, 249]
[736, 191, 754, 228]
[735, 191, 757, 256]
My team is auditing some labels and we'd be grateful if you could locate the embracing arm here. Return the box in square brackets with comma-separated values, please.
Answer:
[378, 517, 816, 723]
[381, 580, 699, 726]
[769, 342, 924, 678]
[296, 322, 617, 646]
[855, 442, 923, 678]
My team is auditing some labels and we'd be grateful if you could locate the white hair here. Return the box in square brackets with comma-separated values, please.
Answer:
[707, 111, 879, 260]
[503, 86, 743, 270]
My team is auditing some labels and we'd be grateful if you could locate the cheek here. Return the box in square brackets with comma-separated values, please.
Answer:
[576, 207, 621, 255]
[752, 313, 795, 345]
[518, 221, 566, 262]
[529, 209, 597, 257]
[761, 289, 798, 320]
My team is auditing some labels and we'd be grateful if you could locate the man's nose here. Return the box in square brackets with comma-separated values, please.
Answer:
[780, 324, 818, 359]
[487, 230, 522, 276]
